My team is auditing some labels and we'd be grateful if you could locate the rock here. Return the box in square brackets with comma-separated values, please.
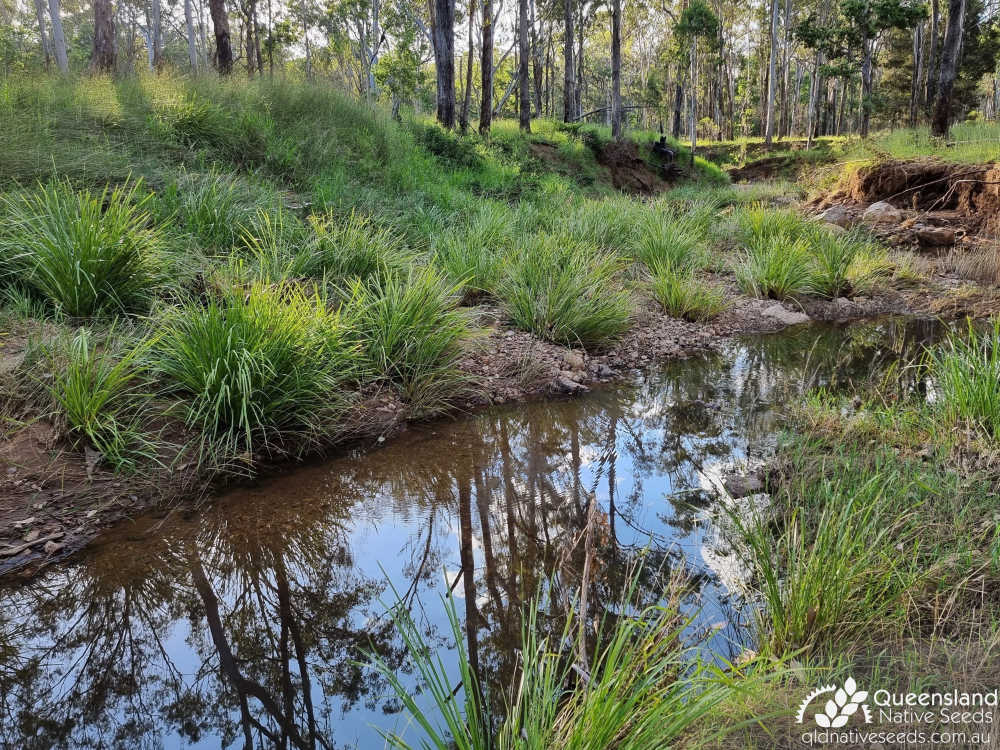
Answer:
[825, 223, 847, 236]
[595, 363, 615, 378]
[916, 225, 956, 246]
[832, 297, 859, 317]
[862, 201, 902, 225]
[556, 376, 589, 394]
[562, 351, 586, 370]
[43, 540, 63, 554]
[761, 303, 810, 326]
[819, 204, 853, 228]
[723, 473, 764, 499]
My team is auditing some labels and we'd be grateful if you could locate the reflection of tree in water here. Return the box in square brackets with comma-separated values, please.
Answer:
[1, 319, 951, 748]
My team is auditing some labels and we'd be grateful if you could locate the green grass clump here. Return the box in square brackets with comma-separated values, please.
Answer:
[734, 236, 813, 300]
[432, 204, 517, 299]
[630, 211, 708, 272]
[373, 570, 762, 750]
[0, 179, 160, 317]
[738, 465, 922, 657]
[156, 281, 354, 461]
[560, 195, 645, 252]
[350, 268, 472, 411]
[930, 320, 1000, 437]
[649, 265, 727, 321]
[48, 328, 152, 470]
[311, 210, 415, 282]
[499, 234, 631, 348]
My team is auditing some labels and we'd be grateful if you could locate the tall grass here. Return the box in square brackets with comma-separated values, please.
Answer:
[310, 210, 415, 282]
[630, 211, 708, 272]
[499, 234, 631, 348]
[737, 464, 922, 657]
[350, 268, 473, 412]
[155, 281, 355, 461]
[372, 574, 763, 750]
[47, 328, 153, 470]
[0, 179, 160, 317]
[649, 266, 727, 321]
[734, 236, 813, 299]
[432, 204, 517, 299]
[930, 319, 1000, 437]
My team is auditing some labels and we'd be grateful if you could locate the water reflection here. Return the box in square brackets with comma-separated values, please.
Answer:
[0, 318, 950, 749]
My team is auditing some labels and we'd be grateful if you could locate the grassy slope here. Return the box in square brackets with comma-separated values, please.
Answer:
[2, 74, 999, 747]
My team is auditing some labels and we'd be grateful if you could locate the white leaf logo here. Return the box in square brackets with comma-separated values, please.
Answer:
[799, 677, 869, 728]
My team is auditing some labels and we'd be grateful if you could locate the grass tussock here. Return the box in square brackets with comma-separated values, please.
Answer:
[372, 571, 767, 750]
[0, 178, 161, 317]
[350, 268, 472, 412]
[47, 328, 153, 470]
[930, 320, 1000, 438]
[499, 234, 631, 348]
[649, 266, 727, 321]
[156, 281, 355, 462]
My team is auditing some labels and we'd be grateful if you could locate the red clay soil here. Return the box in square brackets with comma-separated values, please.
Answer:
[831, 159, 1000, 236]
[596, 141, 669, 194]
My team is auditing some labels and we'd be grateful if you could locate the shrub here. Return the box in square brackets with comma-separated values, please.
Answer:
[350, 268, 472, 412]
[734, 235, 813, 300]
[649, 265, 727, 321]
[806, 229, 858, 298]
[156, 281, 354, 461]
[499, 234, 631, 348]
[0, 179, 160, 317]
[930, 320, 1000, 437]
[48, 329, 152, 470]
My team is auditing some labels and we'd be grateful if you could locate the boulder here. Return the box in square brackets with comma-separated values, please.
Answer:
[723, 473, 764, 499]
[862, 201, 902, 225]
[819, 204, 853, 228]
[761, 303, 810, 326]
[916, 225, 956, 246]
[562, 350, 586, 370]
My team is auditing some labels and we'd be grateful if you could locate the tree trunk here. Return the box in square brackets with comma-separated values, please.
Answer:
[208, 0, 233, 73]
[610, 0, 622, 138]
[518, 0, 530, 131]
[672, 76, 683, 138]
[932, 0, 966, 136]
[246, 3, 257, 76]
[779, 0, 792, 136]
[303, 17, 311, 79]
[688, 37, 696, 165]
[151, 0, 163, 68]
[253, 3, 263, 72]
[460, 0, 475, 130]
[479, 0, 493, 133]
[764, 0, 779, 145]
[184, 0, 199, 69]
[90, 0, 116, 73]
[859, 34, 873, 137]
[910, 23, 923, 126]
[433, 0, 456, 128]
[33, 0, 51, 67]
[562, 0, 575, 120]
[925, 0, 939, 112]
[530, 0, 543, 115]
[805, 51, 821, 148]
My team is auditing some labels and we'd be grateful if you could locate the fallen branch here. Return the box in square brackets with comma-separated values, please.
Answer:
[0, 532, 64, 557]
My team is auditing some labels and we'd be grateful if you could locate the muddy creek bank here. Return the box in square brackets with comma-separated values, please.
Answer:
[0, 318, 954, 748]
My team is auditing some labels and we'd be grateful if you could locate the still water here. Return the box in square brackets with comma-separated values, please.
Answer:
[0, 318, 947, 749]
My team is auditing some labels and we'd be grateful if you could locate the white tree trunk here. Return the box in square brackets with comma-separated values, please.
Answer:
[764, 0, 779, 145]
[48, 0, 69, 72]
[151, 0, 163, 67]
[184, 0, 198, 70]
[33, 0, 51, 66]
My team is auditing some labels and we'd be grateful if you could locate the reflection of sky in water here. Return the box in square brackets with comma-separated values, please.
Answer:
[0, 318, 953, 749]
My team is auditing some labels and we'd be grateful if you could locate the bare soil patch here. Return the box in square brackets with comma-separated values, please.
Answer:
[596, 141, 670, 194]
